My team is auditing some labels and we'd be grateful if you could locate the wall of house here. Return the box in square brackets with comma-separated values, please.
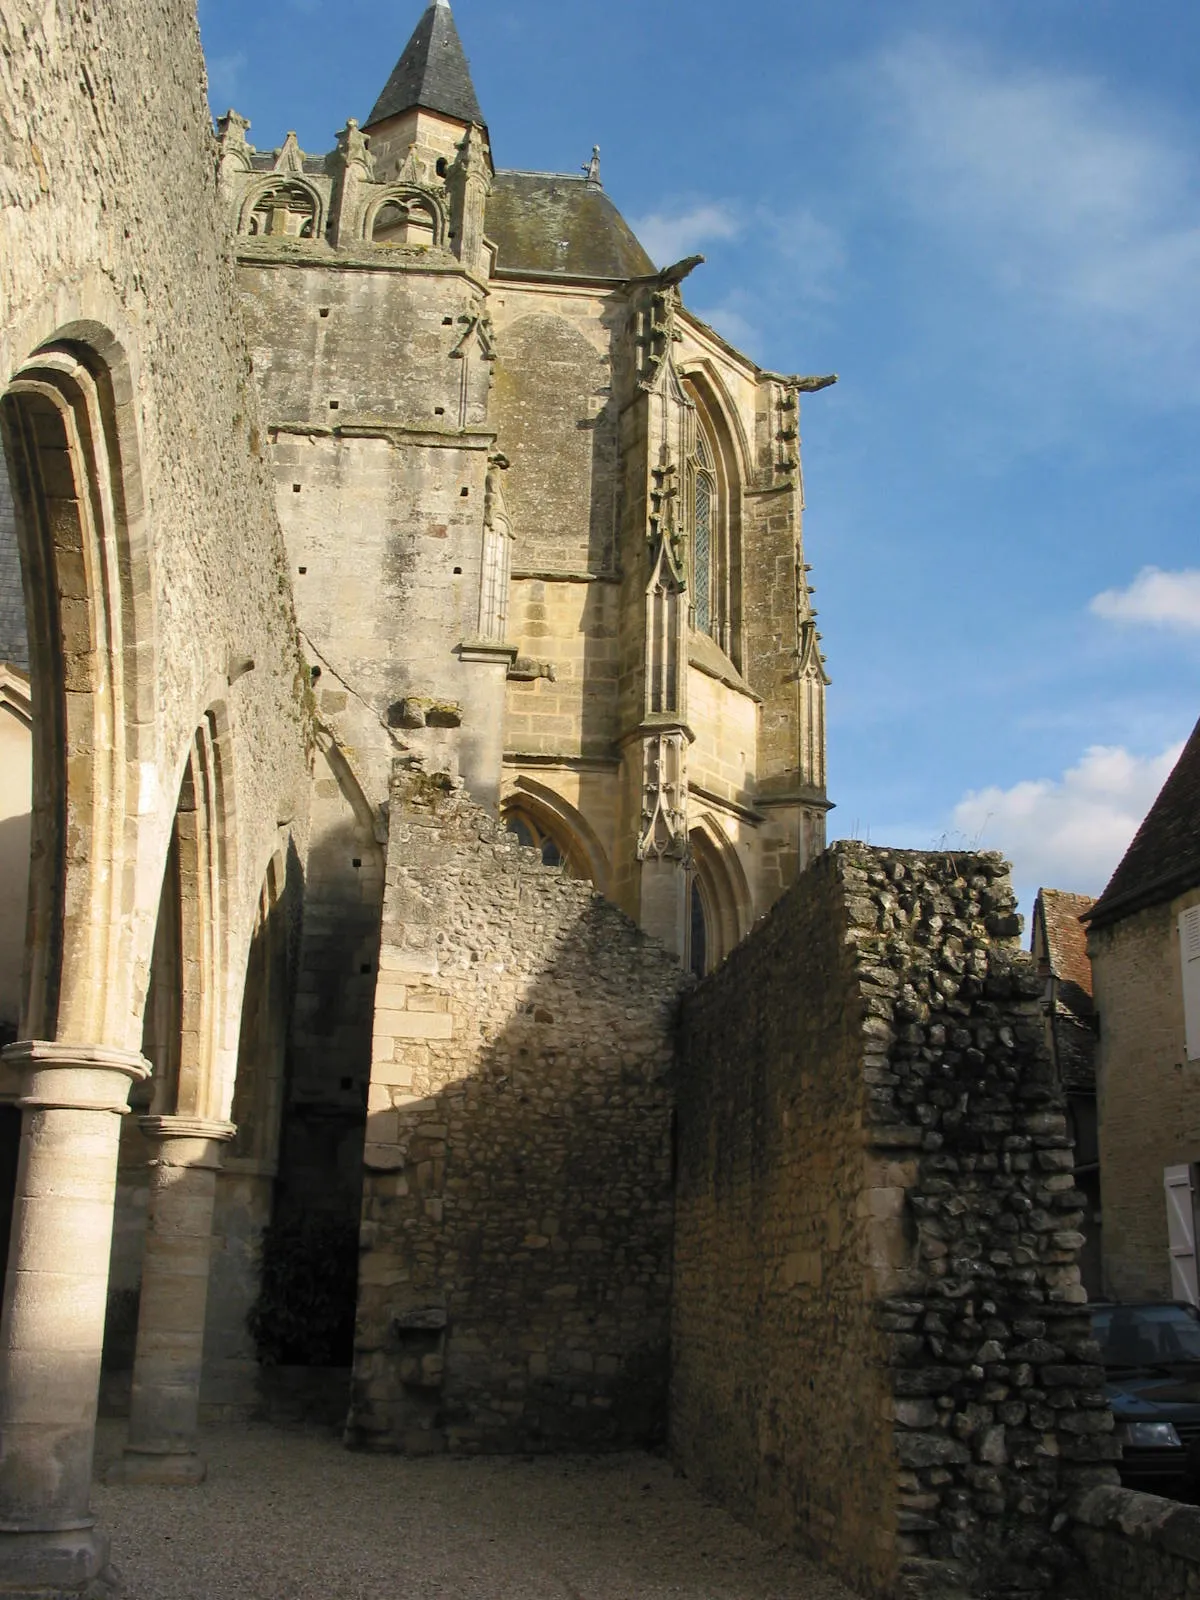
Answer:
[1091, 886, 1200, 1301]
[348, 764, 686, 1454]
[673, 844, 1116, 1600]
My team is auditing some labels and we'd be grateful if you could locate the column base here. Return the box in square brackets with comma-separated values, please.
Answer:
[0, 1528, 117, 1597]
[106, 1450, 205, 1487]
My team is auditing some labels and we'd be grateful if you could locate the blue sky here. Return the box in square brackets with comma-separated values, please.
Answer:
[197, 0, 1200, 915]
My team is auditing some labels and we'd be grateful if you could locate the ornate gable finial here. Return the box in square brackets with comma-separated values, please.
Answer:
[274, 131, 305, 174]
[216, 110, 254, 175]
[582, 146, 602, 187]
[335, 118, 374, 178]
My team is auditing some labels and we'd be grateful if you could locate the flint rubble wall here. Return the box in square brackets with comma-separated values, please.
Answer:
[673, 843, 1118, 1599]
[348, 764, 686, 1454]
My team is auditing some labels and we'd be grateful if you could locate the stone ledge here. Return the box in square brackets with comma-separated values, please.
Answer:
[1073, 1484, 1200, 1563]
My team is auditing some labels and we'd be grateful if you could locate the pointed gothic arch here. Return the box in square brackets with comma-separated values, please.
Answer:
[238, 177, 326, 240]
[360, 184, 449, 249]
[688, 818, 752, 978]
[502, 779, 610, 892]
[140, 705, 239, 1121]
[0, 333, 157, 1045]
[681, 366, 747, 670]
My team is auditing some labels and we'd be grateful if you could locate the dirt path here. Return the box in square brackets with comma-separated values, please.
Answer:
[92, 1422, 864, 1600]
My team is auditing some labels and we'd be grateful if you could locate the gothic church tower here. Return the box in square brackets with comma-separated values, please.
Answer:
[217, 0, 833, 977]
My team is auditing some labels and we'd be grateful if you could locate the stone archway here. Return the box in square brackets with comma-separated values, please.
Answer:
[0, 334, 156, 1588]
[203, 848, 298, 1419]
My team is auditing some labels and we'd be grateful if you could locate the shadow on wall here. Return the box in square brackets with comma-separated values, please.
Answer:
[279, 748, 381, 1226]
[348, 778, 686, 1457]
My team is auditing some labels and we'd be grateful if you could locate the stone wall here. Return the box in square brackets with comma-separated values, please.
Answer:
[2, 0, 311, 1044]
[1089, 886, 1200, 1301]
[1072, 1486, 1200, 1600]
[348, 764, 686, 1454]
[672, 844, 1116, 1600]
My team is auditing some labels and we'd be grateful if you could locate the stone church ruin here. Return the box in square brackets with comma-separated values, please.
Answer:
[0, 2, 1173, 1597]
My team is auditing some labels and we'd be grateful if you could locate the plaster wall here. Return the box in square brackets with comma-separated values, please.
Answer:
[1091, 886, 1200, 1301]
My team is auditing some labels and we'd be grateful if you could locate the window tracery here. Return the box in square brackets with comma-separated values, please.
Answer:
[692, 428, 716, 639]
[371, 197, 436, 249]
[243, 180, 319, 239]
[504, 809, 581, 877]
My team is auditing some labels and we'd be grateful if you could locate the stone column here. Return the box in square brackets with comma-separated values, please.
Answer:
[0, 1040, 149, 1598]
[110, 1117, 234, 1486]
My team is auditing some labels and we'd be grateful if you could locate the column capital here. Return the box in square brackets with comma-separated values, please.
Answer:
[138, 1116, 236, 1170]
[0, 1040, 151, 1114]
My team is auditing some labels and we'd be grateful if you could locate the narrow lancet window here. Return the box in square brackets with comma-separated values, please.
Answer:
[692, 425, 717, 641]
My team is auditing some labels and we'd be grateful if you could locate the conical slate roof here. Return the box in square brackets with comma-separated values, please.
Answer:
[365, 0, 484, 130]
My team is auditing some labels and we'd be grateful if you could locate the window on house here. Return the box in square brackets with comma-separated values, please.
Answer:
[1165, 1163, 1200, 1306]
[1182, 905, 1200, 1063]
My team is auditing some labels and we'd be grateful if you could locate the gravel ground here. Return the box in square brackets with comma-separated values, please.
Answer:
[92, 1421, 864, 1600]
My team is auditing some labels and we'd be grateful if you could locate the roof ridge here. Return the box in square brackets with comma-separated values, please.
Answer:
[1088, 713, 1200, 926]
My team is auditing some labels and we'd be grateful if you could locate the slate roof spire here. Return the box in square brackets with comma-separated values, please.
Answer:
[365, 0, 484, 130]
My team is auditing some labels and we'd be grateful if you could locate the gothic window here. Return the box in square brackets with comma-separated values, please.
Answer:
[372, 198, 436, 249]
[506, 810, 573, 873]
[689, 877, 709, 980]
[694, 436, 714, 637]
[691, 419, 725, 649]
[246, 182, 318, 239]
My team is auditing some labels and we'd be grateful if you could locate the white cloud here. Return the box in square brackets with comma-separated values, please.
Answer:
[949, 740, 1184, 899]
[1090, 567, 1200, 632]
[864, 36, 1200, 400]
[205, 49, 247, 113]
[630, 202, 743, 269]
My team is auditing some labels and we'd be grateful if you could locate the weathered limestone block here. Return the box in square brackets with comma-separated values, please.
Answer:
[110, 1118, 234, 1486]
[0, 1043, 149, 1596]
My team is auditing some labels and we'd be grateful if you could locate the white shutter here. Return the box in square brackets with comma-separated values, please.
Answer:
[1182, 907, 1200, 1064]
[1165, 1165, 1200, 1305]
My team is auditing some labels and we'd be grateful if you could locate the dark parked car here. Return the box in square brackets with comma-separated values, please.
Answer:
[1092, 1302, 1200, 1498]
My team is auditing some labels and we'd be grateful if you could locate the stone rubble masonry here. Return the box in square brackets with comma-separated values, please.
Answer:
[349, 763, 687, 1455]
[672, 843, 1118, 1600]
